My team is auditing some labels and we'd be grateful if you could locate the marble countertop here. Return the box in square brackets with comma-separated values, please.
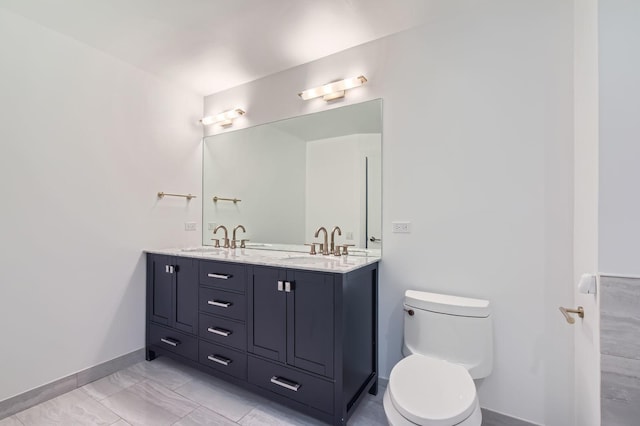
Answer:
[145, 246, 380, 274]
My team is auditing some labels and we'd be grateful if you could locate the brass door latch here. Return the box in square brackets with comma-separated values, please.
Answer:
[559, 306, 584, 324]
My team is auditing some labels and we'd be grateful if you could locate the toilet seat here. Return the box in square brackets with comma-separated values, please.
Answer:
[388, 354, 478, 425]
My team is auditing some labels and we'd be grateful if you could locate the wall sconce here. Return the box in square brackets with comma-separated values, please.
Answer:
[298, 75, 367, 101]
[200, 108, 245, 127]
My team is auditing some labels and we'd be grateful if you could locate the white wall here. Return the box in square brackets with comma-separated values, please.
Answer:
[574, 0, 601, 424]
[203, 1, 574, 424]
[0, 9, 202, 402]
[202, 126, 306, 244]
[598, 0, 640, 276]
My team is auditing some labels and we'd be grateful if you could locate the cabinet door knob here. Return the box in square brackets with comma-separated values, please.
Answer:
[169, 265, 175, 274]
[277, 280, 284, 292]
[284, 281, 294, 292]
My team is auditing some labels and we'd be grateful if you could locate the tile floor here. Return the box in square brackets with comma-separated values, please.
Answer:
[0, 357, 387, 426]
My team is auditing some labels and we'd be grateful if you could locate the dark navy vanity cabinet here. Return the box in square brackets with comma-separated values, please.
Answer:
[146, 252, 379, 425]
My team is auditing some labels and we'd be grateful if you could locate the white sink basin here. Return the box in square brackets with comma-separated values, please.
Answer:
[180, 247, 222, 253]
[279, 256, 340, 265]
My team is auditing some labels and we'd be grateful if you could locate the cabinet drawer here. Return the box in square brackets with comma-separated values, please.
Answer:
[200, 261, 246, 292]
[199, 287, 246, 321]
[148, 323, 198, 362]
[199, 340, 247, 380]
[199, 313, 247, 351]
[247, 356, 334, 414]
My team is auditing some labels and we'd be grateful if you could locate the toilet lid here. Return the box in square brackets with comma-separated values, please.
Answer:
[388, 354, 477, 426]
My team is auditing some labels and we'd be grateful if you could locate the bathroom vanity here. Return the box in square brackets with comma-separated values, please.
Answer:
[145, 247, 379, 425]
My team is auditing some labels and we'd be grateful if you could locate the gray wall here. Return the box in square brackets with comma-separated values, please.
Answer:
[600, 276, 640, 425]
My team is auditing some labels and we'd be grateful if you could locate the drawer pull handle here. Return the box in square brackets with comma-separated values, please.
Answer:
[208, 273, 232, 280]
[270, 376, 300, 392]
[207, 355, 232, 366]
[160, 338, 179, 347]
[208, 300, 232, 308]
[207, 327, 232, 337]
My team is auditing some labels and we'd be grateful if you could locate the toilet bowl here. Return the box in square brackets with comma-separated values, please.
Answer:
[382, 355, 482, 426]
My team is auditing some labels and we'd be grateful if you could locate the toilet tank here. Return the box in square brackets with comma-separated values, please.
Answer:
[402, 290, 493, 379]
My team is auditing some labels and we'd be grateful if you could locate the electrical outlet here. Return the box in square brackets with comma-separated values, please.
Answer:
[392, 221, 411, 233]
[207, 222, 217, 231]
[184, 222, 197, 231]
[346, 231, 354, 240]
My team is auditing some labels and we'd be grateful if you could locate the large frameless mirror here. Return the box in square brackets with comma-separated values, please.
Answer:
[202, 99, 382, 255]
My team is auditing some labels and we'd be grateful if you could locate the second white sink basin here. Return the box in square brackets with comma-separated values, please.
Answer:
[279, 256, 340, 264]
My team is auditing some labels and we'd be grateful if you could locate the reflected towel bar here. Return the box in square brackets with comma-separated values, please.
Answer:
[213, 196, 241, 203]
[157, 192, 197, 200]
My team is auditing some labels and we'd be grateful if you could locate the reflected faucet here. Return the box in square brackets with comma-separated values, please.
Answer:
[231, 225, 246, 249]
[213, 225, 229, 248]
[330, 226, 342, 253]
[314, 227, 329, 255]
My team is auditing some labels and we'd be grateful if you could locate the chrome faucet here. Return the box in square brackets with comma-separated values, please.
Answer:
[213, 225, 229, 248]
[330, 226, 342, 254]
[314, 226, 329, 255]
[231, 225, 246, 249]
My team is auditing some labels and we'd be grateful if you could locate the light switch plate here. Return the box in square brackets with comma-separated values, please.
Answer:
[392, 221, 411, 233]
[185, 222, 197, 231]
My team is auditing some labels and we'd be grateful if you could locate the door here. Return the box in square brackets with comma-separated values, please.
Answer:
[148, 254, 172, 326]
[286, 270, 335, 378]
[573, 1, 600, 421]
[248, 266, 287, 362]
[173, 256, 198, 334]
[363, 136, 382, 249]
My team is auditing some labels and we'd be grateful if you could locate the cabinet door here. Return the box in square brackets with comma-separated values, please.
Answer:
[173, 256, 198, 334]
[248, 266, 286, 362]
[148, 254, 173, 326]
[286, 270, 335, 378]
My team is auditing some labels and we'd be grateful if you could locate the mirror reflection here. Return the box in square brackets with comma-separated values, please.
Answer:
[202, 99, 382, 255]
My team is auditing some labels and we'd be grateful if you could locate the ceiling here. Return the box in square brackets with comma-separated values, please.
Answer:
[1, 0, 432, 96]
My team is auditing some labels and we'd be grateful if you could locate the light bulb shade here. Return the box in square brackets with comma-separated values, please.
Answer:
[200, 108, 245, 126]
[298, 76, 367, 101]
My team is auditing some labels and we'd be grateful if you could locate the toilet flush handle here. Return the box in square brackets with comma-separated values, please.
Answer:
[403, 308, 414, 316]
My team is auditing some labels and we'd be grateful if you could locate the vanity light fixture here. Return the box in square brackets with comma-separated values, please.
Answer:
[298, 75, 367, 101]
[200, 108, 245, 127]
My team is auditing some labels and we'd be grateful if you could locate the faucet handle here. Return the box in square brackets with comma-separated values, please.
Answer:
[304, 243, 317, 255]
[341, 244, 355, 255]
[316, 243, 328, 255]
[240, 239, 249, 249]
[211, 238, 220, 248]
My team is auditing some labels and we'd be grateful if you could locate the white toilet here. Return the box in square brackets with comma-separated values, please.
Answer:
[383, 290, 493, 426]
